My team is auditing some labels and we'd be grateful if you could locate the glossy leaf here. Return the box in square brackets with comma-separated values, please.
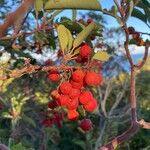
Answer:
[57, 24, 73, 53]
[45, 0, 101, 11]
[57, 25, 69, 53]
[73, 22, 96, 48]
[35, 0, 43, 12]
[92, 51, 110, 61]
[131, 8, 147, 23]
[48, 10, 64, 22]
[66, 27, 73, 51]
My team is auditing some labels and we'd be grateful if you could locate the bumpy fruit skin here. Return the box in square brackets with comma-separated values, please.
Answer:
[50, 90, 60, 99]
[84, 98, 98, 112]
[59, 82, 72, 95]
[68, 110, 79, 121]
[79, 119, 92, 131]
[70, 80, 83, 89]
[48, 70, 60, 82]
[72, 70, 85, 82]
[79, 91, 93, 105]
[80, 44, 92, 58]
[66, 98, 79, 110]
[85, 72, 103, 86]
[69, 88, 80, 99]
[58, 95, 70, 107]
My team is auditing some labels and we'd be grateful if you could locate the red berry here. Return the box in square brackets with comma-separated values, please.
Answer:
[72, 70, 85, 82]
[69, 88, 80, 99]
[79, 119, 92, 131]
[66, 98, 79, 110]
[87, 19, 93, 24]
[85, 72, 103, 86]
[79, 91, 93, 105]
[48, 100, 58, 109]
[50, 90, 60, 99]
[48, 70, 60, 82]
[84, 98, 98, 112]
[68, 110, 79, 121]
[59, 82, 72, 95]
[80, 44, 92, 58]
[70, 80, 83, 89]
[58, 95, 70, 107]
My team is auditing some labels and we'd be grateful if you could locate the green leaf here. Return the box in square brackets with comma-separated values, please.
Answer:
[35, 0, 43, 12]
[72, 9, 77, 21]
[92, 51, 110, 61]
[131, 8, 147, 23]
[72, 140, 86, 149]
[48, 10, 64, 22]
[57, 25, 68, 52]
[73, 22, 96, 48]
[57, 25, 73, 53]
[22, 114, 36, 128]
[129, 39, 137, 45]
[66, 28, 73, 51]
[45, 0, 101, 11]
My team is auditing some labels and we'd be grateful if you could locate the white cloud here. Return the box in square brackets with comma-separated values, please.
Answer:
[129, 45, 150, 55]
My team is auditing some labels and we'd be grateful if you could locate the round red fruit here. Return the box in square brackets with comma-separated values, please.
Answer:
[72, 70, 85, 82]
[79, 91, 93, 105]
[68, 110, 79, 121]
[70, 80, 83, 89]
[79, 119, 93, 132]
[80, 44, 92, 58]
[48, 70, 60, 82]
[66, 98, 79, 110]
[50, 90, 60, 99]
[59, 82, 72, 95]
[48, 100, 58, 109]
[69, 88, 80, 99]
[58, 95, 70, 107]
[85, 72, 103, 86]
[84, 98, 98, 112]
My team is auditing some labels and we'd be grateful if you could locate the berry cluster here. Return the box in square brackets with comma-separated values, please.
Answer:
[128, 26, 145, 46]
[46, 69, 103, 131]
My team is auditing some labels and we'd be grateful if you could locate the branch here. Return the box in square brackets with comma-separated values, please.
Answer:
[138, 119, 150, 129]
[100, 122, 140, 150]
[0, 0, 34, 38]
[0, 61, 88, 80]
